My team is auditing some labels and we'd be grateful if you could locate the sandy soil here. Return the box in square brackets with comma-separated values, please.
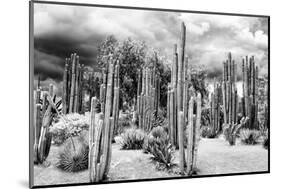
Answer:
[34, 137, 268, 186]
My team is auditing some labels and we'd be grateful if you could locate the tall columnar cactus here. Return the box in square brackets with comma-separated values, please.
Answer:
[222, 52, 238, 126]
[100, 67, 108, 114]
[221, 53, 243, 145]
[62, 58, 69, 114]
[177, 93, 202, 175]
[241, 55, 259, 129]
[89, 57, 120, 182]
[167, 22, 202, 175]
[210, 82, 222, 137]
[167, 22, 189, 147]
[62, 53, 84, 114]
[136, 58, 160, 132]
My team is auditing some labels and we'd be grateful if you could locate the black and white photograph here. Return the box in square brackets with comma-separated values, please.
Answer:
[30, 1, 269, 188]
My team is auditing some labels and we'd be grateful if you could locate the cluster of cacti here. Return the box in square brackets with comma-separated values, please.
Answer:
[257, 77, 268, 129]
[62, 53, 84, 114]
[89, 57, 120, 182]
[241, 55, 259, 129]
[221, 52, 239, 126]
[209, 82, 222, 137]
[166, 22, 202, 175]
[34, 84, 58, 164]
[136, 63, 160, 131]
[167, 22, 190, 147]
[221, 53, 241, 145]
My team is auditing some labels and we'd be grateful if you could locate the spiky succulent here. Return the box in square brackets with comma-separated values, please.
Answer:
[239, 129, 261, 145]
[119, 128, 147, 150]
[56, 134, 89, 172]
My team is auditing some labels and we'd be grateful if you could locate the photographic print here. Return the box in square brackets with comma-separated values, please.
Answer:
[29, 1, 269, 188]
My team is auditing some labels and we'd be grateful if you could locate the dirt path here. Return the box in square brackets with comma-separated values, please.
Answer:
[34, 138, 268, 186]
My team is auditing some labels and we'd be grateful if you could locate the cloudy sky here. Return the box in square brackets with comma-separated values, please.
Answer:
[33, 3, 268, 90]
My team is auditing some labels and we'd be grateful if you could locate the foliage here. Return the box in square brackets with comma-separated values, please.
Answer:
[144, 126, 175, 170]
[97, 35, 170, 109]
[119, 128, 147, 150]
[201, 126, 214, 138]
[189, 66, 209, 104]
[56, 132, 89, 172]
[223, 123, 242, 145]
[200, 108, 210, 127]
[200, 107, 223, 138]
[239, 129, 261, 145]
[263, 130, 269, 150]
[50, 113, 89, 145]
[151, 109, 167, 130]
[113, 113, 132, 137]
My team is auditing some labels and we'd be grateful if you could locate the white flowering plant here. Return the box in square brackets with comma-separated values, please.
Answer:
[50, 113, 90, 145]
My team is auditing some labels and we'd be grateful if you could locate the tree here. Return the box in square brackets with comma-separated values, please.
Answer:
[97, 36, 148, 107]
[189, 66, 209, 104]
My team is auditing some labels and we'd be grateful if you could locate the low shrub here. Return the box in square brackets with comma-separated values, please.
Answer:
[50, 113, 89, 145]
[119, 128, 147, 150]
[201, 126, 216, 138]
[263, 134, 269, 150]
[144, 126, 175, 170]
[56, 133, 89, 172]
[223, 123, 242, 145]
[239, 129, 261, 145]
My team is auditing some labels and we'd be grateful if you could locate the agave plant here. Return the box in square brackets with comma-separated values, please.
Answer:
[223, 123, 242, 145]
[34, 94, 62, 164]
[239, 129, 261, 145]
[144, 126, 175, 170]
[56, 133, 89, 172]
[119, 128, 147, 150]
[223, 117, 249, 145]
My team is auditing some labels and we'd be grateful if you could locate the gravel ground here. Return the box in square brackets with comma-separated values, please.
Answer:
[34, 137, 268, 186]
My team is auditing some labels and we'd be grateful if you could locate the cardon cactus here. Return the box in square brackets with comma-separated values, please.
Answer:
[89, 57, 120, 182]
[136, 60, 160, 132]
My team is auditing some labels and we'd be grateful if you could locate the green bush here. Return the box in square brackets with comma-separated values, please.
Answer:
[144, 126, 175, 169]
[56, 133, 89, 172]
[239, 129, 261, 145]
[50, 113, 89, 145]
[119, 128, 147, 150]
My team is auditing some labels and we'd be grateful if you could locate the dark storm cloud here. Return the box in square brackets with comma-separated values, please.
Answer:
[34, 3, 268, 85]
[34, 49, 64, 81]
